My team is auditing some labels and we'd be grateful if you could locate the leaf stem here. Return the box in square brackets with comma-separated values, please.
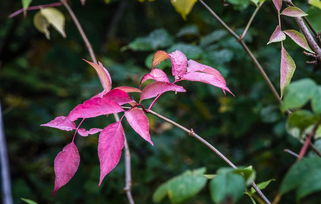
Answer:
[8, 2, 63, 18]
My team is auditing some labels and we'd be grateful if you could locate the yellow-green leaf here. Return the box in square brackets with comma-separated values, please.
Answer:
[170, 0, 198, 19]
[40, 8, 66, 38]
[309, 0, 321, 10]
[33, 11, 50, 39]
[22, 0, 32, 9]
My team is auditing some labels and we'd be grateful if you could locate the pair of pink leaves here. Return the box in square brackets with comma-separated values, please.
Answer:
[140, 50, 232, 101]
[42, 60, 151, 193]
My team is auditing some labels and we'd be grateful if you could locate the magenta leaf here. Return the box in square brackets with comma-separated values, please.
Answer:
[98, 122, 125, 186]
[281, 6, 307, 17]
[169, 50, 188, 80]
[41, 116, 76, 131]
[141, 69, 170, 84]
[83, 59, 112, 92]
[78, 128, 102, 137]
[104, 89, 133, 105]
[272, 0, 282, 11]
[140, 81, 186, 101]
[53, 142, 80, 193]
[68, 95, 124, 121]
[125, 107, 153, 145]
[284, 30, 314, 53]
[114, 86, 142, 93]
[280, 45, 296, 97]
[267, 25, 286, 44]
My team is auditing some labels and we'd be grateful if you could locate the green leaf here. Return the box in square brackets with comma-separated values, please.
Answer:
[21, 198, 38, 204]
[210, 172, 246, 203]
[250, 179, 275, 194]
[281, 78, 317, 111]
[128, 29, 173, 51]
[281, 157, 321, 199]
[40, 8, 66, 38]
[200, 30, 228, 47]
[176, 25, 199, 37]
[286, 110, 319, 139]
[233, 166, 256, 185]
[281, 6, 308, 17]
[309, 0, 321, 10]
[170, 0, 197, 19]
[280, 45, 296, 97]
[33, 11, 50, 39]
[153, 168, 207, 203]
[307, 7, 321, 31]
[22, 0, 32, 9]
[283, 30, 314, 53]
[227, 0, 251, 10]
[168, 43, 203, 59]
[312, 86, 321, 114]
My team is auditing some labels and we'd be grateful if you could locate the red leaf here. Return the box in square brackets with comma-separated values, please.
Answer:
[114, 86, 142, 93]
[68, 95, 124, 121]
[41, 116, 76, 131]
[169, 50, 188, 79]
[272, 0, 282, 11]
[152, 50, 169, 68]
[141, 69, 170, 84]
[125, 108, 153, 145]
[284, 30, 314, 53]
[268, 25, 286, 44]
[78, 128, 102, 137]
[98, 122, 125, 186]
[53, 142, 80, 193]
[83, 59, 112, 92]
[104, 89, 134, 105]
[140, 81, 186, 101]
[280, 45, 296, 97]
[281, 6, 307, 17]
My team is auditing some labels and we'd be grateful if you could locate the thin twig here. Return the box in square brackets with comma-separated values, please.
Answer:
[0, 103, 13, 204]
[199, 0, 282, 104]
[284, 149, 299, 158]
[309, 143, 321, 157]
[8, 2, 63, 18]
[240, 1, 264, 40]
[60, 1, 134, 203]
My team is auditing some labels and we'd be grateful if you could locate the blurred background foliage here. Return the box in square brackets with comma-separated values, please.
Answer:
[1, 0, 321, 203]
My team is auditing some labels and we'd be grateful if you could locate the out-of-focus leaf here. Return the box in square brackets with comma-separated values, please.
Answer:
[168, 43, 203, 59]
[153, 168, 207, 203]
[280, 45, 296, 97]
[260, 106, 280, 123]
[312, 86, 321, 114]
[40, 8, 66, 38]
[21, 198, 37, 204]
[128, 29, 173, 51]
[227, 0, 251, 10]
[250, 179, 275, 194]
[281, 6, 308, 17]
[176, 25, 199, 37]
[210, 172, 246, 203]
[170, 0, 197, 19]
[22, 0, 32, 9]
[33, 11, 50, 39]
[309, 0, 321, 10]
[281, 157, 321, 199]
[233, 166, 256, 185]
[307, 7, 321, 31]
[200, 30, 227, 47]
[282, 79, 317, 111]
[267, 25, 286, 44]
[284, 30, 314, 53]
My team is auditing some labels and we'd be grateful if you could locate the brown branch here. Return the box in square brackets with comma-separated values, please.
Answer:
[60, 1, 134, 203]
[284, 149, 299, 158]
[199, 0, 282, 104]
[8, 2, 63, 18]
[297, 123, 320, 160]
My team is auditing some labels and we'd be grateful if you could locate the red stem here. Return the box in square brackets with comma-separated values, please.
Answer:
[9, 2, 63, 18]
[72, 118, 85, 143]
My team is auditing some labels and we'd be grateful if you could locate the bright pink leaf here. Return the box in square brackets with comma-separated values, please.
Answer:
[53, 142, 80, 193]
[267, 25, 286, 44]
[280, 45, 296, 97]
[281, 6, 307, 17]
[140, 81, 186, 101]
[152, 50, 169, 68]
[272, 0, 282, 11]
[284, 29, 314, 53]
[181, 72, 233, 94]
[68, 96, 124, 121]
[41, 116, 76, 131]
[125, 108, 153, 145]
[169, 50, 188, 79]
[104, 89, 133, 105]
[114, 86, 142, 93]
[141, 69, 170, 84]
[187, 60, 226, 84]
[78, 128, 102, 137]
[83, 59, 112, 92]
[98, 122, 125, 186]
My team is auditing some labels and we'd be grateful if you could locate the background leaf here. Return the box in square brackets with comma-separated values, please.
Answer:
[170, 0, 198, 19]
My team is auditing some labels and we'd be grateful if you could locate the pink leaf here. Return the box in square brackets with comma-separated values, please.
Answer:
[281, 6, 307, 17]
[78, 128, 102, 137]
[114, 86, 142, 93]
[181, 72, 233, 94]
[141, 69, 170, 84]
[104, 89, 133, 105]
[284, 30, 314, 53]
[68, 95, 124, 121]
[83, 59, 112, 92]
[169, 50, 188, 79]
[152, 50, 169, 68]
[267, 25, 286, 44]
[272, 0, 282, 11]
[140, 81, 186, 101]
[41, 116, 76, 131]
[98, 122, 125, 186]
[53, 142, 80, 193]
[125, 108, 153, 145]
[280, 45, 296, 97]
